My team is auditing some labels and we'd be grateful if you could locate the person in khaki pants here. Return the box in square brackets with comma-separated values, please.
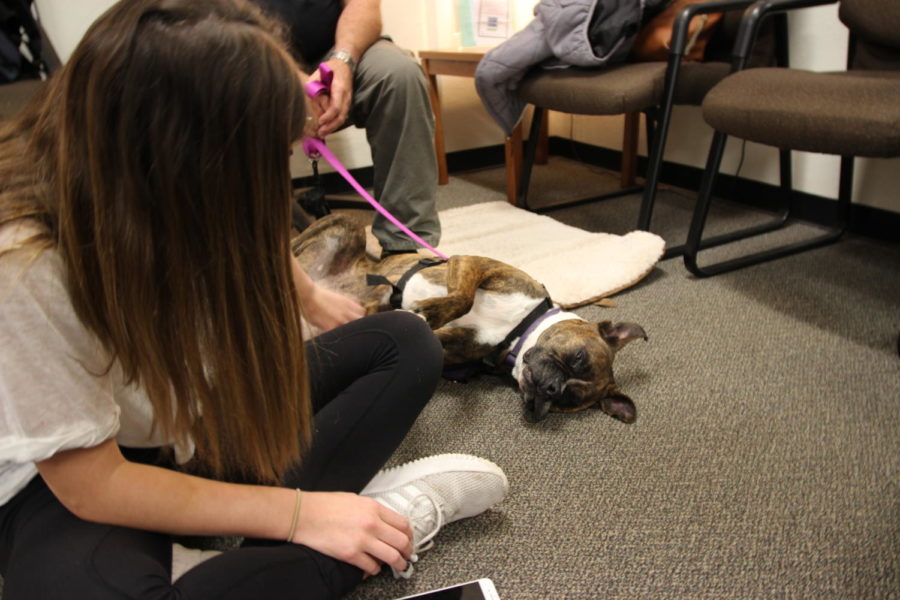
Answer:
[253, 0, 441, 256]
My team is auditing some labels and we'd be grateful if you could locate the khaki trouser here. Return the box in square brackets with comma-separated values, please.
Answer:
[344, 39, 440, 252]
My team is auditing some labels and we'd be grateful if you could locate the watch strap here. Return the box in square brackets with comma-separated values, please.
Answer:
[325, 48, 356, 71]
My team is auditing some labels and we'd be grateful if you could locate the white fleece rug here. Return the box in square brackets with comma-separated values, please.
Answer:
[434, 201, 665, 308]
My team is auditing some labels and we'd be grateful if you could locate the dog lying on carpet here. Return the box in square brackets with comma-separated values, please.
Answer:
[292, 214, 647, 423]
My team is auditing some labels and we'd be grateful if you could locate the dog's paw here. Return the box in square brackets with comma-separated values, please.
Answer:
[409, 299, 447, 329]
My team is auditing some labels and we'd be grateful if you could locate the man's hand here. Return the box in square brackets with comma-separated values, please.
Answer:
[304, 0, 381, 138]
[307, 59, 354, 138]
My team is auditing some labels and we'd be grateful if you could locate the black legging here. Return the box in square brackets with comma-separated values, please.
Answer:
[0, 311, 443, 599]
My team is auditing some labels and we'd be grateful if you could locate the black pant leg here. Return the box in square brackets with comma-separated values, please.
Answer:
[0, 311, 441, 599]
[0, 475, 363, 600]
[288, 310, 443, 492]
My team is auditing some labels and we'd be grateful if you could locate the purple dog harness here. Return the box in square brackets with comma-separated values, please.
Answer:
[501, 299, 560, 368]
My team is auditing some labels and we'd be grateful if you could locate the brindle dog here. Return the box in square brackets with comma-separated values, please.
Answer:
[292, 214, 647, 423]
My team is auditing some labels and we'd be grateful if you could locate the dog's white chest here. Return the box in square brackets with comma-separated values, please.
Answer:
[402, 275, 544, 347]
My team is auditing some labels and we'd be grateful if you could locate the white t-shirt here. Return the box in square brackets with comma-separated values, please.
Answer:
[0, 221, 190, 506]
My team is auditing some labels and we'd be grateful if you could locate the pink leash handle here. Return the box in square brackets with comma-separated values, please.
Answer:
[304, 63, 334, 99]
[302, 64, 448, 260]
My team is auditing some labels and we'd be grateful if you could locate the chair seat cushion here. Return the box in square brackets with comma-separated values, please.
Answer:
[519, 63, 667, 115]
[517, 60, 731, 116]
[703, 67, 900, 157]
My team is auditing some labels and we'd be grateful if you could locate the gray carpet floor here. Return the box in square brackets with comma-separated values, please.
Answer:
[3, 158, 897, 599]
[346, 158, 900, 600]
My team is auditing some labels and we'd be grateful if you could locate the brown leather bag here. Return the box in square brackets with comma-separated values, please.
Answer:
[631, 0, 724, 62]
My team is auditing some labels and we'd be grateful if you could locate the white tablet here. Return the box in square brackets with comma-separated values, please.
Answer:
[393, 578, 500, 600]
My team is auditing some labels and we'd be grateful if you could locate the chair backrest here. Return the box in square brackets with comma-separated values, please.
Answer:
[840, 0, 900, 69]
[672, 11, 782, 105]
[705, 9, 779, 66]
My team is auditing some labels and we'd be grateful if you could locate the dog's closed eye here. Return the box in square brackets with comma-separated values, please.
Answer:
[568, 349, 587, 372]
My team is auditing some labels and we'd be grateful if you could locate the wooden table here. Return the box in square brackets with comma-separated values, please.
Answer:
[419, 48, 547, 206]
[419, 48, 637, 206]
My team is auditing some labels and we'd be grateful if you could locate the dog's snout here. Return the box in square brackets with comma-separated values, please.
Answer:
[539, 381, 559, 396]
[535, 375, 567, 399]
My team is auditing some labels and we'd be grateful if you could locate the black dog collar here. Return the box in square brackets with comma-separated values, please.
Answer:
[495, 297, 558, 368]
[366, 257, 447, 309]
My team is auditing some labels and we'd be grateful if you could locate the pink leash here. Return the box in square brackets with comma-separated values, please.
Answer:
[302, 64, 448, 260]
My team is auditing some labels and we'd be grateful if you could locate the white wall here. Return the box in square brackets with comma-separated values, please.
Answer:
[423, 1, 899, 213]
[33, 0, 900, 213]
[34, 0, 111, 62]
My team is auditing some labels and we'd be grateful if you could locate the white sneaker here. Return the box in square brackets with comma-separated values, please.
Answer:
[360, 453, 509, 579]
[171, 543, 222, 582]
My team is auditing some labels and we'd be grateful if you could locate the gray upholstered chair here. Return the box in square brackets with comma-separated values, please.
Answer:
[516, 0, 782, 257]
[683, 0, 900, 276]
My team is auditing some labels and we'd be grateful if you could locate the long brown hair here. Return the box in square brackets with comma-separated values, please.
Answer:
[0, 0, 311, 483]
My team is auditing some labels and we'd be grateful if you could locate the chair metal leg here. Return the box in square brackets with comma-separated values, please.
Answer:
[637, 54, 690, 257]
[683, 138, 852, 278]
[517, 105, 643, 212]
[637, 111, 664, 232]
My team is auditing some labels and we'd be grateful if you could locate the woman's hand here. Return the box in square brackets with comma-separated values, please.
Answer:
[304, 283, 365, 332]
[292, 491, 413, 576]
[291, 256, 364, 332]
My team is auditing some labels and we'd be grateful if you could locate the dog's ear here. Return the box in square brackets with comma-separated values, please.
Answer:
[600, 385, 636, 424]
[598, 321, 647, 351]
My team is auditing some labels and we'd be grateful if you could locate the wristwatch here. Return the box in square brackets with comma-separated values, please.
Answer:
[325, 48, 356, 72]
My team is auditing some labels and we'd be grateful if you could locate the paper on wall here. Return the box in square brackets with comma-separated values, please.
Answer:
[457, 0, 510, 47]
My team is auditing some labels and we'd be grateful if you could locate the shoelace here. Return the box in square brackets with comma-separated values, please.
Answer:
[391, 493, 444, 579]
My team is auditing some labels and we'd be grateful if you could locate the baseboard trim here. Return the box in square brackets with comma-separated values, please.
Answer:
[489, 137, 900, 244]
[293, 138, 900, 244]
